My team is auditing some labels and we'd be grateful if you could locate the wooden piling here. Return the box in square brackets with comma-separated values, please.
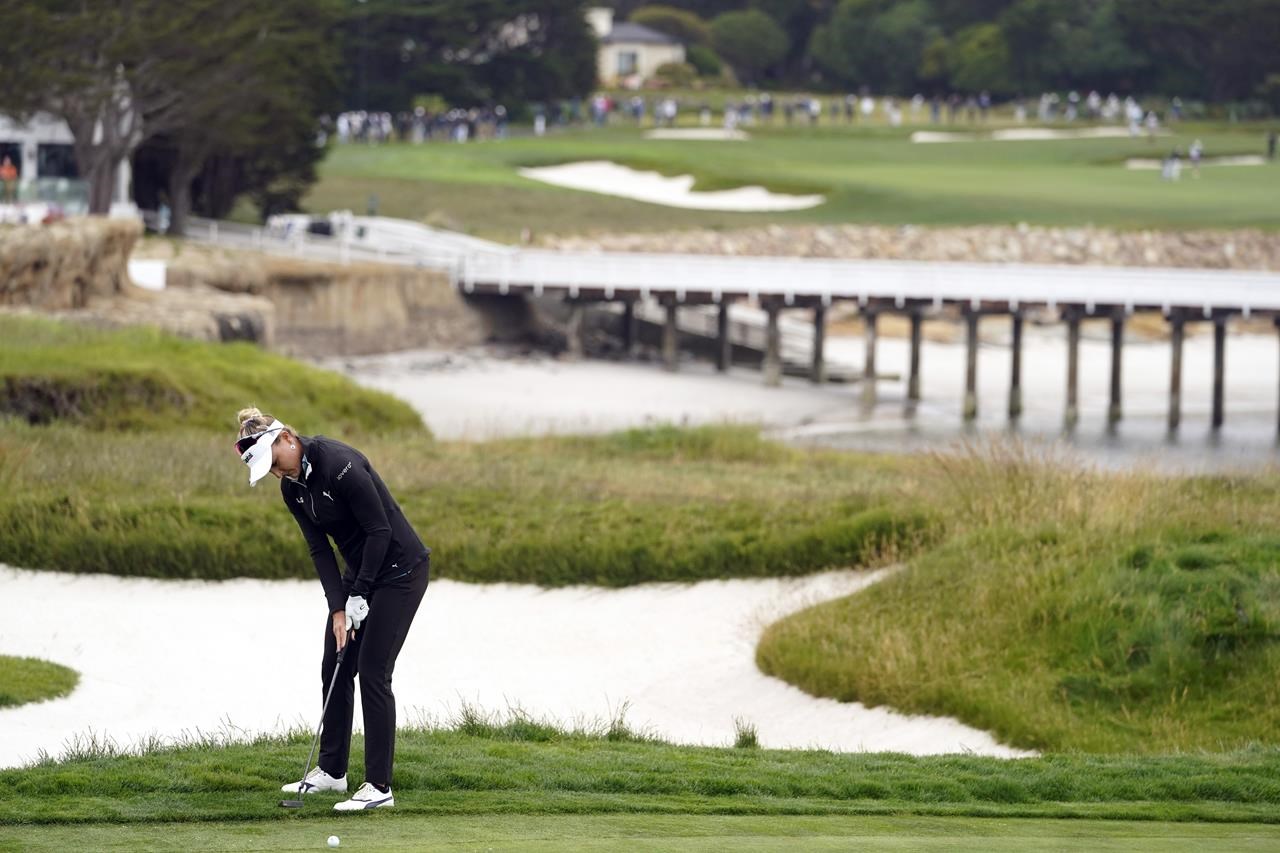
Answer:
[811, 304, 827, 384]
[1065, 310, 1080, 429]
[662, 300, 678, 372]
[1108, 313, 1124, 426]
[1276, 317, 1280, 435]
[1212, 315, 1227, 430]
[862, 310, 878, 405]
[566, 301, 585, 360]
[907, 311, 923, 403]
[1009, 311, 1024, 420]
[963, 311, 979, 420]
[622, 299, 637, 358]
[1168, 311, 1184, 432]
[716, 302, 731, 372]
[764, 300, 782, 387]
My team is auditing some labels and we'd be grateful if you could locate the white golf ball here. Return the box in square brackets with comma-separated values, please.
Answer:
[327, 836, 340, 848]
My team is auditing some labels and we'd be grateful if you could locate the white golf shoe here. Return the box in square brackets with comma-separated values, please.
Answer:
[281, 766, 348, 794]
[333, 781, 394, 811]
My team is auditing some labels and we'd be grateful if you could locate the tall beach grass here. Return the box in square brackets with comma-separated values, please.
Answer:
[758, 440, 1280, 752]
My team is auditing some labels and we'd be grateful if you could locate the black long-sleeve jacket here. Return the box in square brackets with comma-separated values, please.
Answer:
[282, 435, 430, 614]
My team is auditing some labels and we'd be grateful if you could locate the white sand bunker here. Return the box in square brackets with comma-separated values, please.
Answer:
[644, 128, 749, 141]
[0, 564, 1031, 768]
[519, 160, 824, 211]
[913, 126, 1154, 144]
[1125, 155, 1266, 170]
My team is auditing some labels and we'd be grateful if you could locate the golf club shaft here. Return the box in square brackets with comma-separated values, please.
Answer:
[294, 630, 353, 796]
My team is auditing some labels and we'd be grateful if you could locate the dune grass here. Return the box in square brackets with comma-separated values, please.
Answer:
[0, 314, 424, 435]
[0, 656, 78, 709]
[0, 417, 928, 585]
[303, 122, 1280, 240]
[757, 441, 1280, 753]
[0, 316, 929, 585]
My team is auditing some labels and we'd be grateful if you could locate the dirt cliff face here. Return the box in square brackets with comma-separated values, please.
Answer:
[137, 240, 488, 354]
[0, 218, 142, 309]
[3, 226, 488, 354]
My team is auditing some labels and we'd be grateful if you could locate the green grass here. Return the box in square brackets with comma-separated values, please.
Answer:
[303, 122, 1280, 240]
[0, 317, 926, 585]
[5, 720, 1280, 827]
[757, 443, 1280, 754]
[0, 417, 927, 584]
[0, 656, 78, 708]
[8, 814, 1280, 852]
[0, 315, 424, 435]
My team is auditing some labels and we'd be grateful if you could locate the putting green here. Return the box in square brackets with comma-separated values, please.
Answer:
[4, 814, 1279, 852]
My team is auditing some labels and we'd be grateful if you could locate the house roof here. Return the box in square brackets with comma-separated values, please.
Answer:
[602, 21, 681, 46]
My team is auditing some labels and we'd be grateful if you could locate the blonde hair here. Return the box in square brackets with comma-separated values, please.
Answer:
[236, 406, 295, 438]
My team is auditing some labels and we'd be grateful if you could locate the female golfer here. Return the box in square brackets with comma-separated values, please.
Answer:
[235, 407, 430, 811]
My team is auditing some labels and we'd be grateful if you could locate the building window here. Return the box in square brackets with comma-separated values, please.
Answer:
[38, 144, 78, 179]
[0, 142, 19, 172]
[617, 51, 638, 76]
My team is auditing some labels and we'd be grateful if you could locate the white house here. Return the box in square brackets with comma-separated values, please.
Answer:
[588, 7, 686, 86]
[0, 112, 133, 217]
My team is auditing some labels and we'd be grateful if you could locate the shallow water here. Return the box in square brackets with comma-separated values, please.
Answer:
[784, 328, 1280, 474]
[329, 328, 1280, 474]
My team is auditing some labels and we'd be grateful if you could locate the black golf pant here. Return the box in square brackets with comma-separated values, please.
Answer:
[318, 559, 429, 787]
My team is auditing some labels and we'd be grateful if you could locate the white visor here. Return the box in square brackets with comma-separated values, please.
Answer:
[239, 420, 284, 487]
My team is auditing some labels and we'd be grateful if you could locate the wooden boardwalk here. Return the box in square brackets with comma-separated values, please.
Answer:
[188, 216, 1280, 432]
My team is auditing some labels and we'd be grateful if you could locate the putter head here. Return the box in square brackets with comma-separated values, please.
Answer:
[279, 798, 304, 808]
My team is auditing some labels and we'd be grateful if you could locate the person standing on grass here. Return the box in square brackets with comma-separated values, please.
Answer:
[234, 407, 430, 811]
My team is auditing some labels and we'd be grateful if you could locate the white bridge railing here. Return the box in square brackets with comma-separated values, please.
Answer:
[184, 214, 1280, 317]
[458, 249, 1280, 316]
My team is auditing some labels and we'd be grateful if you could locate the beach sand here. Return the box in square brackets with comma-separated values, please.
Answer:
[0, 565, 1031, 769]
[518, 161, 824, 212]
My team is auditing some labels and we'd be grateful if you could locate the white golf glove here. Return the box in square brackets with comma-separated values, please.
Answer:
[344, 595, 369, 632]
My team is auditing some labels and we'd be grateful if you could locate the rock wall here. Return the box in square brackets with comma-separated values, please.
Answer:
[0, 218, 142, 309]
[264, 258, 486, 357]
[135, 240, 489, 355]
[544, 224, 1280, 270]
[1, 224, 489, 354]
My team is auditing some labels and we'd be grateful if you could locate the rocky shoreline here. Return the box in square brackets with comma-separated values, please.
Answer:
[543, 224, 1280, 271]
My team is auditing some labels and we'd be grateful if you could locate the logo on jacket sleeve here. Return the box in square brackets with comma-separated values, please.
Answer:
[336, 461, 353, 481]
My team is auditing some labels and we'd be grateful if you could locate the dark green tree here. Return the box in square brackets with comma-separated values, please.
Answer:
[159, 0, 340, 234]
[999, 0, 1145, 93]
[339, 0, 597, 112]
[947, 22, 1014, 94]
[630, 5, 711, 44]
[1117, 0, 1280, 100]
[809, 0, 938, 92]
[748, 0, 833, 78]
[0, 0, 339, 218]
[710, 9, 789, 84]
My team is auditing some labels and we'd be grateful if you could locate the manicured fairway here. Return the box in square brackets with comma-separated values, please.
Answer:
[4, 814, 1279, 852]
[302, 123, 1280, 240]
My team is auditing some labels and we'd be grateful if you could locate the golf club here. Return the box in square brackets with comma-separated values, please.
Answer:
[280, 628, 354, 809]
